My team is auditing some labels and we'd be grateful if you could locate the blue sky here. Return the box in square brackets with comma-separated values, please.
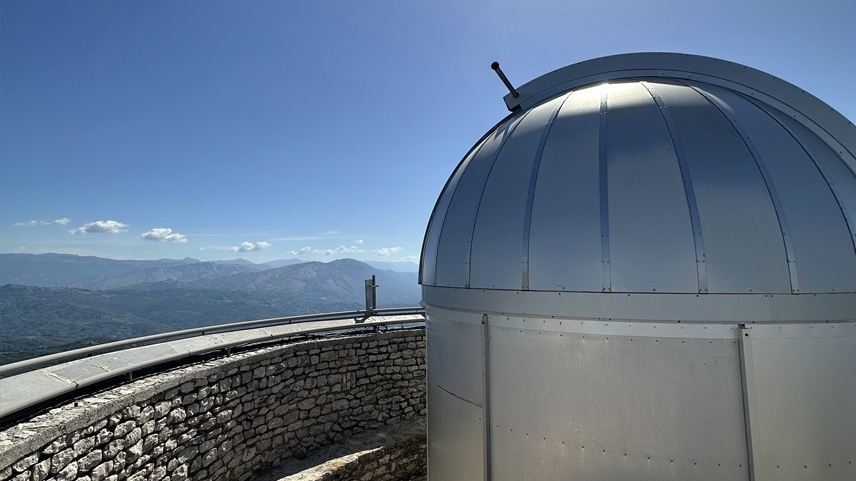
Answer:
[2, 0, 854, 264]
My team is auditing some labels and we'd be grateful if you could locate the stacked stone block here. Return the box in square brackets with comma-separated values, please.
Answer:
[0, 329, 426, 481]
[316, 433, 427, 481]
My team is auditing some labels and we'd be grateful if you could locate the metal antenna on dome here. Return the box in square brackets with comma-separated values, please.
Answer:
[491, 61, 519, 98]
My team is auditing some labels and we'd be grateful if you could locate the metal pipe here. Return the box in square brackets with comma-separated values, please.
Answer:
[491, 62, 519, 98]
[738, 325, 757, 481]
[481, 314, 492, 481]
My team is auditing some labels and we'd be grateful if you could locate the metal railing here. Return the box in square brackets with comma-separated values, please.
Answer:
[0, 306, 424, 378]
[0, 307, 425, 425]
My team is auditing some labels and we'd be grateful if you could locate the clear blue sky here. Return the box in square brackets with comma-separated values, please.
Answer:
[2, 0, 854, 263]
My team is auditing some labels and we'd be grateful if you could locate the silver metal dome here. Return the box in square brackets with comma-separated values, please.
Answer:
[421, 53, 856, 321]
[420, 53, 856, 481]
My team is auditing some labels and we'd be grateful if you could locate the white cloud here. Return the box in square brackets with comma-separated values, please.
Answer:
[141, 228, 188, 243]
[288, 246, 313, 256]
[320, 230, 340, 236]
[355, 239, 364, 244]
[13, 217, 71, 227]
[288, 245, 366, 256]
[230, 241, 271, 252]
[324, 245, 364, 256]
[69, 220, 128, 235]
[375, 246, 403, 256]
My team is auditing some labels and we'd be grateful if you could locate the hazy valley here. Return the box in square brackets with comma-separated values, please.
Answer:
[0, 254, 420, 364]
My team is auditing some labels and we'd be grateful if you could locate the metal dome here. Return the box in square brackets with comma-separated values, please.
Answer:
[420, 52, 856, 322]
[420, 53, 856, 481]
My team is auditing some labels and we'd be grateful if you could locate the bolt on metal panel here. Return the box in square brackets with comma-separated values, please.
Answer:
[423, 285, 856, 323]
[427, 378, 485, 481]
[426, 308, 484, 405]
[739, 323, 856, 481]
[485, 317, 749, 481]
[598, 90, 612, 293]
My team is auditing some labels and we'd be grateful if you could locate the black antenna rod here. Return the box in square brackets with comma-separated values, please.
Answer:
[491, 61, 519, 98]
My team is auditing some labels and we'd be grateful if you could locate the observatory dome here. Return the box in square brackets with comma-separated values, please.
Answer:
[420, 53, 856, 481]
[420, 52, 856, 322]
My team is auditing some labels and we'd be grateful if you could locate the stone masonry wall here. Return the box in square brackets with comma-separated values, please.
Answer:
[0, 329, 426, 481]
[317, 433, 426, 481]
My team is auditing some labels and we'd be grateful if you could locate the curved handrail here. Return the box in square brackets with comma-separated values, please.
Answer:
[0, 308, 425, 425]
[0, 306, 424, 378]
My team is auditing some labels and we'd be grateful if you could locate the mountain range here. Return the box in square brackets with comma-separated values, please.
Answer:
[0, 253, 418, 287]
[0, 254, 421, 364]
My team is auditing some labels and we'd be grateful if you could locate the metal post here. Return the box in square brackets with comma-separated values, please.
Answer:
[737, 325, 757, 481]
[481, 314, 492, 481]
[364, 275, 377, 316]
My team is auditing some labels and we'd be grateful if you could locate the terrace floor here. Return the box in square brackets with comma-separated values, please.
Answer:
[253, 416, 426, 481]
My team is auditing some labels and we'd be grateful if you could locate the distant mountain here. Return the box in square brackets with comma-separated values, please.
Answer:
[0, 253, 421, 287]
[262, 258, 305, 269]
[0, 256, 421, 364]
[0, 253, 198, 287]
[75, 262, 259, 290]
[211, 259, 265, 269]
[365, 260, 419, 272]
[187, 258, 419, 306]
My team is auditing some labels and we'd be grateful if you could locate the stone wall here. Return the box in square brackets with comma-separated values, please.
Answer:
[316, 433, 426, 481]
[0, 329, 426, 481]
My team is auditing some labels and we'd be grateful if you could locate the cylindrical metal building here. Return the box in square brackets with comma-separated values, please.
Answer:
[419, 53, 856, 481]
